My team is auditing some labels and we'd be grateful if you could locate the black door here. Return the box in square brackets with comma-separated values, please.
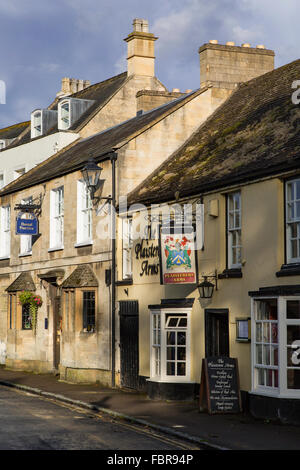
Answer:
[119, 300, 139, 389]
[205, 309, 229, 357]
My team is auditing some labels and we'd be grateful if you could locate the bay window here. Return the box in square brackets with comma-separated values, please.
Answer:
[227, 191, 242, 268]
[150, 308, 191, 382]
[252, 297, 300, 397]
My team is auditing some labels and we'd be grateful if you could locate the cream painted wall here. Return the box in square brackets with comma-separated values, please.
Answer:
[117, 177, 288, 392]
[0, 132, 79, 188]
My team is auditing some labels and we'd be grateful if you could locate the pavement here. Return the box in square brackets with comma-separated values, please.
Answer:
[0, 367, 300, 450]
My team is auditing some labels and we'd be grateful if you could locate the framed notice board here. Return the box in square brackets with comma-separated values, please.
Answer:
[199, 357, 242, 414]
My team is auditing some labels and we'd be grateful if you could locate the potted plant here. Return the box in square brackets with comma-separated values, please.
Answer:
[19, 291, 43, 332]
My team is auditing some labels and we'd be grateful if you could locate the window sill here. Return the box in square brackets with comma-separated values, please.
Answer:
[74, 241, 93, 248]
[116, 279, 133, 286]
[147, 378, 194, 384]
[48, 246, 64, 253]
[19, 252, 32, 257]
[276, 263, 300, 277]
[0, 255, 10, 261]
[218, 268, 242, 279]
[79, 329, 96, 335]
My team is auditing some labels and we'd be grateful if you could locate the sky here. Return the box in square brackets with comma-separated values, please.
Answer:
[0, 0, 299, 128]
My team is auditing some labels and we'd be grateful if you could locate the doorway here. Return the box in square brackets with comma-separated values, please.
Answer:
[205, 309, 229, 357]
[119, 300, 139, 389]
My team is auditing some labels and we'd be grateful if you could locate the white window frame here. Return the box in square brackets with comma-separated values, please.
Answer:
[149, 308, 192, 383]
[251, 296, 300, 399]
[31, 110, 42, 138]
[122, 217, 133, 279]
[227, 191, 242, 269]
[49, 186, 64, 250]
[19, 197, 33, 256]
[58, 100, 70, 130]
[76, 180, 92, 245]
[286, 178, 300, 263]
[0, 206, 10, 258]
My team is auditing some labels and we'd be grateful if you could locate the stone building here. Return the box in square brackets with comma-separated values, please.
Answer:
[0, 18, 283, 413]
[124, 59, 300, 423]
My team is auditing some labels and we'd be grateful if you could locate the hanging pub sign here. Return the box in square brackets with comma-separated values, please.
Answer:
[160, 224, 197, 285]
[16, 212, 38, 235]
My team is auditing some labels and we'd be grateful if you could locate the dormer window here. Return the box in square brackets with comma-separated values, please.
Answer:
[30, 109, 58, 139]
[60, 101, 70, 130]
[58, 98, 95, 130]
[32, 111, 42, 138]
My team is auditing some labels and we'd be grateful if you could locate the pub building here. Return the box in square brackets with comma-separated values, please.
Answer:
[118, 58, 300, 424]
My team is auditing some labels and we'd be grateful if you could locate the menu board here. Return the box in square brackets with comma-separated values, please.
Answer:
[199, 357, 242, 414]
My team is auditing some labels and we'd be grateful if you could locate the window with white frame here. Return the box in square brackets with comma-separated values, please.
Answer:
[50, 187, 64, 249]
[32, 111, 42, 138]
[59, 101, 70, 130]
[286, 179, 300, 263]
[77, 180, 92, 244]
[150, 309, 191, 382]
[0, 206, 10, 258]
[122, 218, 133, 279]
[227, 191, 242, 268]
[252, 297, 300, 397]
[20, 197, 33, 255]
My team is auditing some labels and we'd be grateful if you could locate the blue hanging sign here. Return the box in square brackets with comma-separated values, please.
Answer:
[16, 213, 38, 235]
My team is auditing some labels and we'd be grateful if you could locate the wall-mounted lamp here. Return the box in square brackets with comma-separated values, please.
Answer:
[197, 270, 218, 299]
[81, 157, 104, 202]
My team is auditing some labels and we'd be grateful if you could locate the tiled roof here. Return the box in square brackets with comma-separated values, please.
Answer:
[0, 121, 29, 140]
[61, 265, 98, 288]
[4, 72, 128, 150]
[0, 89, 203, 196]
[6, 272, 36, 292]
[128, 59, 300, 205]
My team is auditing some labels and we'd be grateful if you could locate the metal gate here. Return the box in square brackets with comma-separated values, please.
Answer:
[119, 300, 139, 390]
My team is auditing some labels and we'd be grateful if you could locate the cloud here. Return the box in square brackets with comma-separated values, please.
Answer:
[0, 0, 299, 128]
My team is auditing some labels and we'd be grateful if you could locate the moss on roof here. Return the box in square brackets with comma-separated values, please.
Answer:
[0, 121, 30, 140]
[128, 59, 300, 205]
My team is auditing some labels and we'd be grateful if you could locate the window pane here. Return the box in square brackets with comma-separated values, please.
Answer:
[256, 323, 262, 342]
[257, 368, 265, 386]
[287, 369, 300, 389]
[177, 332, 186, 345]
[256, 345, 263, 364]
[287, 346, 300, 367]
[177, 347, 186, 361]
[266, 369, 273, 387]
[287, 325, 300, 345]
[287, 301, 300, 319]
[167, 332, 176, 345]
[271, 345, 278, 366]
[271, 324, 278, 343]
[177, 363, 186, 376]
[256, 300, 277, 320]
[263, 345, 270, 365]
[296, 181, 300, 200]
[83, 291, 95, 331]
[167, 362, 175, 376]
[263, 323, 270, 342]
[167, 347, 175, 360]
[22, 304, 32, 330]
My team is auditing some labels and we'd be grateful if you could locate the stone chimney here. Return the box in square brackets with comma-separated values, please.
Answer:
[199, 41, 275, 89]
[56, 77, 91, 98]
[124, 18, 158, 77]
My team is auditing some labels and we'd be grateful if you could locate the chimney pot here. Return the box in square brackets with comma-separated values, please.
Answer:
[226, 41, 235, 46]
[256, 44, 265, 49]
[172, 88, 180, 93]
[242, 43, 251, 47]
[133, 18, 149, 33]
[185, 89, 192, 93]
[209, 40, 218, 44]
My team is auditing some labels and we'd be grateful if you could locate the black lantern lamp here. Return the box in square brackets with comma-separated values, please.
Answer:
[197, 270, 218, 299]
[81, 157, 103, 197]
